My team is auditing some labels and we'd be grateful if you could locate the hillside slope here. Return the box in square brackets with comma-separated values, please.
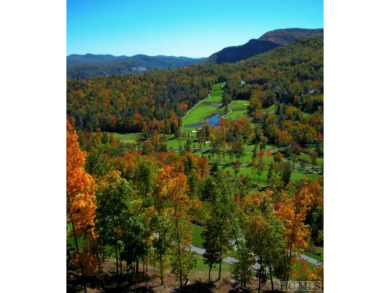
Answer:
[259, 28, 324, 45]
[204, 39, 281, 64]
[67, 36, 323, 133]
[204, 28, 323, 64]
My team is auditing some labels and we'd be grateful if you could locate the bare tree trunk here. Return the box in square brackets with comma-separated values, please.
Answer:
[118, 245, 122, 275]
[174, 202, 183, 290]
[89, 230, 101, 271]
[159, 253, 164, 285]
[269, 264, 274, 291]
[71, 221, 87, 293]
[95, 248, 101, 271]
[177, 232, 183, 289]
[217, 260, 222, 282]
[102, 246, 105, 265]
[286, 246, 293, 281]
[115, 238, 119, 275]
[208, 264, 212, 283]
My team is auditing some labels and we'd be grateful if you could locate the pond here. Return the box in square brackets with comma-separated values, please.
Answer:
[184, 113, 221, 128]
[205, 113, 220, 126]
[184, 123, 204, 128]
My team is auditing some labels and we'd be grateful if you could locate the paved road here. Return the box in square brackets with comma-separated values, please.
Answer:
[190, 245, 237, 265]
[300, 254, 322, 266]
[190, 244, 321, 266]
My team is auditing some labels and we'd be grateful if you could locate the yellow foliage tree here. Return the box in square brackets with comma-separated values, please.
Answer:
[275, 179, 320, 280]
[153, 165, 200, 289]
[67, 120, 98, 278]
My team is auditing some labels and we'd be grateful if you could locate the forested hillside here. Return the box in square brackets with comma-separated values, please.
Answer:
[67, 36, 324, 292]
[68, 36, 323, 134]
[204, 39, 282, 64]
[259, 28, 323, 45]
[67, 54, 205, 80]
[204, 28, 323, 64]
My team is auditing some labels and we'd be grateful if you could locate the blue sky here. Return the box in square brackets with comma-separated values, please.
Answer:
[67, 0, 323, 57]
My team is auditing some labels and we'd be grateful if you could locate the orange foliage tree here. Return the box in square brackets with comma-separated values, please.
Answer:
[67, 120, 98, 277]
[153, 165, 201, 289]
[274, 179, 321, 280]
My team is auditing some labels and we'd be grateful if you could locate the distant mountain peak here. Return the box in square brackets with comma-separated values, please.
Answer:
[204, 28, 323, 65]
[258, 28, 324, 45]
[204, 39, 281, 65]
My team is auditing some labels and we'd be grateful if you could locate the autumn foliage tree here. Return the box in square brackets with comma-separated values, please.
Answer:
[202, 200, 238, 283]
[64, 36, 324, 292]
[95, 170, 132, 274]
[244, 192, 286, 292]
[231, 239, 255, 289]
[153, 165, 200, 289]
[67, 120, 98, 279]
[274, 179, 321, 280]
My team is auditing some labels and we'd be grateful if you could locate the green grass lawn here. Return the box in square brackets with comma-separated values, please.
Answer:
[192, 223, 204, 248]
[67, 224, 85, 249]
[192, 254, 231, 273]
[189, 254, 232, 282]
[111, 81, 322, 184]
[67, 232, 119, 258]
[166, 136, 183, 149]
[112, 131, 320, 183]
[261, 104, 276, 113]
[113, 132, 139, 144]
[290, 171, 318, 181]
[189, 223, 233, 281]
[298, 153, 322, 167]
[221, 164, 253, 177]
[206, 83, 226, 102]
[223, 100, 249, 120]
[183, 105, 224, 126]
[182, 83, 225, 126]
[182, 127, 201, 135]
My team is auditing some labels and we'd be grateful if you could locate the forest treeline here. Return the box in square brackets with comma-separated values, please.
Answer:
[67, 54, 205, 80]
[67, 37, 322, 137]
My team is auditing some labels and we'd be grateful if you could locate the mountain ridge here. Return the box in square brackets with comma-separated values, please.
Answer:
[204, 28, 323, 64]
[67, 54, 206, 80]
[67, 28, 323, 79]
[259, 28, 324, 45]
[204, 39, 282, 64]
